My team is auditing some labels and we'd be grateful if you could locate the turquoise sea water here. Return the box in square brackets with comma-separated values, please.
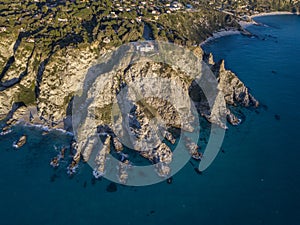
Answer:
[0, 15, 300, 225]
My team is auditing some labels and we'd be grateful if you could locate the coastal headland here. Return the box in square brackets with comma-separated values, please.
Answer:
[0, 0, 298, 182]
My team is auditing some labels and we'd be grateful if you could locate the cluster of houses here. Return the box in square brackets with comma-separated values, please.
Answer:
[108, 0, 193, 19]
[28, 0, 196, 25]
[209, 0, 300, 17]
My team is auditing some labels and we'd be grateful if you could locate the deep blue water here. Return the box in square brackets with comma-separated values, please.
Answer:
[0, 15, 300, 225]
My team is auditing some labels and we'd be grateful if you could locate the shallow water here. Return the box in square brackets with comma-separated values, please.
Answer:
[0, 15, 300, 225]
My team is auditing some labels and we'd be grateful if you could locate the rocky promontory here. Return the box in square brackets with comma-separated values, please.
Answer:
[0, 0, 263, 182]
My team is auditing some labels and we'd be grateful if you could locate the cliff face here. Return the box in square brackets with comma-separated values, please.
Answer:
[0, 34, 101, 126]
[72, 47, 259, 180]
[205, 53, 259, 108]
[0, 2, 262, 181]
[152, 9, 240, 45]
[1, 0, 292, 127]
[0, 39, 258, 131]
[204, 53, 259, 125]
[0, 39, 259, 131]
[0, 4, 238, 124]
[0, 37, 259, 180]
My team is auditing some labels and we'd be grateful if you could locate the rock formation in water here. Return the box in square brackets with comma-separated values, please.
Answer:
[0, 1, 264, 182]
[204, 53, 259, 125]
[65, 45, 259, 181]
[0, 41, 259, 182]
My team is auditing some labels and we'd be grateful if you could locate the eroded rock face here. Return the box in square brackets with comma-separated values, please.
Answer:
[37, 47, 99, 126]
[0, 39, 258, 131]
[0, 33, 103, 127]
[71, 58, 198, 179]
[1, 40, 259, 183]
[0, 33, 37, 119]
[204, 53, 259, 126]
[213, 59, 259, 108]
[69, 46, 260, 182]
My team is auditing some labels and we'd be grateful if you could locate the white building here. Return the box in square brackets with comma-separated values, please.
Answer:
[58, 18, 68, 22]
[136, 42, 154, 52]
[0, 27, 7, 32]
[103, 37, 111, 44]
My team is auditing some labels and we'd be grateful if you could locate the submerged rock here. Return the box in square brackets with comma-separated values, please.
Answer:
[106, 182, 117, 192]
[167, 177, 173, 184]
[194, 168, 203, 175]
[275, 114, 281, 121]
[50, 174, 58, 182]
[83, 181, 87, 188]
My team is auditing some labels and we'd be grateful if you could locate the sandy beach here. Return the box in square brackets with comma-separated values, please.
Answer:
[239, 11, 297, 28]
[200, 29, 240, 46]
[201, 11, 297, 45]
[250, 11, 294, 18]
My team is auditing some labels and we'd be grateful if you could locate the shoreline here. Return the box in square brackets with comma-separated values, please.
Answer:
[240, 11, 297, 28]
[1, 11, 297, 137]
[201, 11, 297, 46]
[0, 120, 74, 137]
[200, 29, 240, 46]
[22, 122, 74, 136]
[250, 11, 294, 19]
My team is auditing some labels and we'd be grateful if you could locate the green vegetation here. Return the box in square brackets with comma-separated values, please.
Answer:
[0, 0, 145, 57]
[0, 0, 298, 114]
[0, 0, 297, 54]
[96, 103, 113, 124]
[156, 9, 239, 45]
[211, 0, 299, 14]
[13, 82, 36, 105]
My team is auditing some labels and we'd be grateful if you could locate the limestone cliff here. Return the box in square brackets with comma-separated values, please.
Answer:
[0, 2, 262, 181]
[204, 53, 259, 125]
[0, 38, 259, 180]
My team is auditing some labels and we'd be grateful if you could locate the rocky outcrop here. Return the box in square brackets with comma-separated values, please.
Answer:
[94, 135, 111, 176]
[215, 59, 259, 108]
[71, 54, 196, 179]
[0, 26, 261, 183]
[13, 135, 27, 149]
[204, 53, 259, 125]
[0, 38, 259, 182]
[68, 43, 260, 182]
